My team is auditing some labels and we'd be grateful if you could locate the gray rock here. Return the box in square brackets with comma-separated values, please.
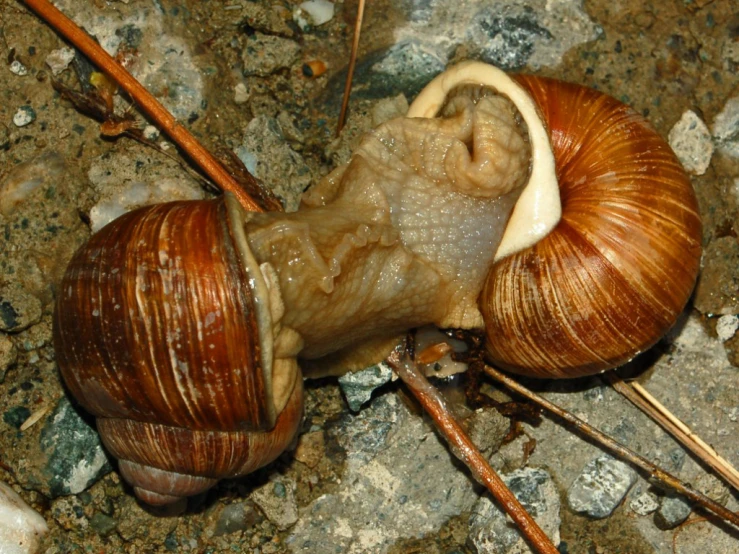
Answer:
[237, 116, 313, 211]
[656, 495, 692, 529]
[466, 5, 553, 70]
[38, 397, 112, 497]
[337, 362, 394, 412]
[630, 491, 660, 516]
[467, 467, 561, 554]
[567, 454, 637, 518]
[371, 40, 446, 96]
[250, 478, 298, 531]
[241, 33, 301, 76]
[668, 110, 713, 175]
[213, 502, 261, 536]
[712, 95, 739, 158]
[287, 393, 479, 552]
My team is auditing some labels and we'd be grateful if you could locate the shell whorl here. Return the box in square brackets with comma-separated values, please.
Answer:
[481, 75, 702, 378]
[54, 196, 302, 503]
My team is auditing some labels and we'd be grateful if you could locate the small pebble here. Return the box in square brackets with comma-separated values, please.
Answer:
[213, 502, 261, 536]
[294, 0, 335, 29]
[9, 60, 28, 76]
[39, 397, 112, 497]
[234, 82, 249, 104]
[293, 430, 325, 468]
[629, 491, 660, 515]
[142, 125, 159, 141]
[712, 96, 739, 158]
[13, 106, 36, 127]
[716, 314, 739, 342]
[45, 47, 75, 75]
[0, 481, 48, 554]
[668, 110, 713, 175]
[250, 478, 298, 531]
[567, 454, 637, 518]
[337, 362, 394, 412]
[656, 495, 692, 529]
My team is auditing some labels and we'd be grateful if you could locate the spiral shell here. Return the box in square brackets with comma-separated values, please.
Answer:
[54, 195, 302, 504]
[480, 75, 702, 378]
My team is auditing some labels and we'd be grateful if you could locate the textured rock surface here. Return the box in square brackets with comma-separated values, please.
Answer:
[0, 481, 48, 554]
[467, 468, 560, 554]
[668, 110, 713, 175]
[337, 362, 394, 412]
[567, 455, 638, 519]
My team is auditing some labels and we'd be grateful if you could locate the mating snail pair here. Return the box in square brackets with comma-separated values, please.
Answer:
[53, 62, 702, 506]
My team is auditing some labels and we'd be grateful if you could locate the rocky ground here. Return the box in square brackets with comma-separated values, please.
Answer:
[0, 0, 738, 553]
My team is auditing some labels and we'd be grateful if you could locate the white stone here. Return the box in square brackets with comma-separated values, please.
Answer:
[0, 481, 48, 554]
[12, 106, 35, 128]
[668, 110, 713, 175]
[568, 454, 638, 518]
[630, 491, 660, 515]
[45, 47, 75, 76]
[295, 1, 334, 29]
[234, 82, 249, 105]
[142, 125, 159, 140]
[9, 60, 28, 76]
[712, 96, 739, 158]
[716, 315, 739, 342]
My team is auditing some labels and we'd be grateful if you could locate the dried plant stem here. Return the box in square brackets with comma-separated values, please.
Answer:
[22, 0, 261, 212]
[482, 364, 739, 528]
[336, 0, 366, 136]
[604, 371, 739, 492]
[387, 349, 559, 554]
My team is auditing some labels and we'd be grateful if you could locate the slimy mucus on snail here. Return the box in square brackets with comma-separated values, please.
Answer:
[53, 61, 702, 506]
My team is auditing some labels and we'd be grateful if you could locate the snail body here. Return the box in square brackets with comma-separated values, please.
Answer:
[54, 62, 701, 504]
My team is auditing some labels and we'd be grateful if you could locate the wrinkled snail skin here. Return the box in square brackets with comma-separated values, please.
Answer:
[52, 62, 702, 505]
[481, 75, 702, 378]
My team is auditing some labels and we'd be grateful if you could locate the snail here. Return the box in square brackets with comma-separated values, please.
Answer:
[53, 62, 701, 506]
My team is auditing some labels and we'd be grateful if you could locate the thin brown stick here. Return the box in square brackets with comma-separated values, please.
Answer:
[604, 371, 739, 492]
[483, 363, 739, 528]
[387, 348, 559, 554]
[336, 0, 366, 136]
[22, 0, 262, 212]
[630, 381, 739, 486]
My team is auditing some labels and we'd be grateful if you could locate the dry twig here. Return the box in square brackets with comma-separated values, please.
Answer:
[22, 0, 262, 212]
[336, 0, 366, 136]
[605, 371, 739, 492]
[483, 363, 739, 528]
[387, 346, 559, 554]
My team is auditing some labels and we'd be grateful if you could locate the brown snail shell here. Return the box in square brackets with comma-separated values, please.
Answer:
[54, 196, 302, 505]
[480, 75, 702, 378]
[52, 63, 703, 505]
